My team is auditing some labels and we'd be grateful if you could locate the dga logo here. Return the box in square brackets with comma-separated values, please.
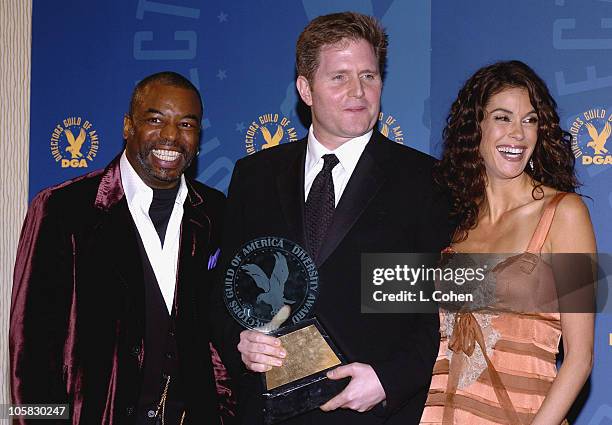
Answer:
[49, 116, 99, 168]
[569, 108, 612, 165]
[223, 237, 318, 330]
[244, 113, 299, 155]
[378, 112, 404, 144]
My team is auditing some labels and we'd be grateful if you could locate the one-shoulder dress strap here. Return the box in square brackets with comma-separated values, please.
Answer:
[525, 192, 569, 254]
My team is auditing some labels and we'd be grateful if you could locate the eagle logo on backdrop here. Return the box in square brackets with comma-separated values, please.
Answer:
[244, 112, 299, 155]
[378, 112, 405, 144]
[569, 108, 612, 166]
[49, 116, 100, 168]
[585, 122, 610, 155]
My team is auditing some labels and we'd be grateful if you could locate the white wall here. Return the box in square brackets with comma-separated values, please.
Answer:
[0, 0, 32, 418]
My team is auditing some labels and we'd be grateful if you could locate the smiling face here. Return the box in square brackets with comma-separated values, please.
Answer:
[296, 38, 382, 150]
[123, 82, 202, 189]
[479, 87, 538, 182]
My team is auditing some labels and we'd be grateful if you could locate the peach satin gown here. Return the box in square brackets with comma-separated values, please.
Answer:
[420, 193, 569, 425]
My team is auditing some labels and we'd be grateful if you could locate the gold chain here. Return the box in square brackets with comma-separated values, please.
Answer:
[154, 376, 185, 425]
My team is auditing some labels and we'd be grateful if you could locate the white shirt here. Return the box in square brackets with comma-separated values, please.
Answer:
[120, 151, 188, 313]
[304, 126, 372, 206]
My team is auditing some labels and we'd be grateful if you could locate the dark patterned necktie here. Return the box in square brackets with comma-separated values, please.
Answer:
[305, 154, 339, 260]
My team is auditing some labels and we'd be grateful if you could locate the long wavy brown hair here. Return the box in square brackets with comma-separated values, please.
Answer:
[435, 60, 578, 242]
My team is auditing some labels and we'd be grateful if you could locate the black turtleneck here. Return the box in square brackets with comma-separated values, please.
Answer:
[148, 184, 180, 246]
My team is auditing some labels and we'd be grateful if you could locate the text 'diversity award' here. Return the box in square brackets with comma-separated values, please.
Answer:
[223, 237, 348, 424]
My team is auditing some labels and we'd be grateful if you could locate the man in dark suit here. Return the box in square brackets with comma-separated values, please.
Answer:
[214, 12, 450, 425]
[10, 72, 228, 424]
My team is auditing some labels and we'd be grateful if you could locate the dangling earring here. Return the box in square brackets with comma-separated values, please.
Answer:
[529, 158, 534, 172]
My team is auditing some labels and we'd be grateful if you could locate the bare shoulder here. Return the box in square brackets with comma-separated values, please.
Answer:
[548, 191, 596, 253]
[554, 192, 591, 224]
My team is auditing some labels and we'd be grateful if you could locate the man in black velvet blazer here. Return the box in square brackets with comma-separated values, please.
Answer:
[10, 72, 228, 424]
[214, 12, 451, 425]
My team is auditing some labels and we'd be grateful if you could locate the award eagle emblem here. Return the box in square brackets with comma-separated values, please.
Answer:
[223, 236, 348, 424]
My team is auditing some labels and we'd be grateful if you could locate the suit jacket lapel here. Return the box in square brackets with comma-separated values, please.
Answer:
[316, 133, 387, 267]
[105, 202, 145, 308]
[276, 140, 307, 248]
[93, 158, 146, 326]
[174, 185, 210, 316]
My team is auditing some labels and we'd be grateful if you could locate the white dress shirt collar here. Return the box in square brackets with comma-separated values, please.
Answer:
[305, 126, 372, 178]
[120, 151, 188, 210]
[119, 151, 188, 313]
[304, 126, 372, 206]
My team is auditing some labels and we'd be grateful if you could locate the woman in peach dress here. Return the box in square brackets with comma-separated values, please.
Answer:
[420, 61, 595, 425]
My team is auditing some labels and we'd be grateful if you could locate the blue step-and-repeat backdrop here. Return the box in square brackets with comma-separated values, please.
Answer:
[30, 1, 611, 422]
